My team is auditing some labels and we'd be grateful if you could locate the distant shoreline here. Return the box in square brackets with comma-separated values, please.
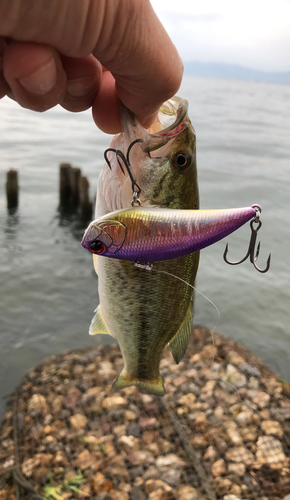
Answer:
[184, 61, 290, 85]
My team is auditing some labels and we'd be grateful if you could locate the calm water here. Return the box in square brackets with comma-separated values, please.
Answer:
[0, 76, 289, 420]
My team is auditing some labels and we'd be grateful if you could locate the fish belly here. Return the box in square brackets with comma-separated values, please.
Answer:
[97, 251, 199, 395]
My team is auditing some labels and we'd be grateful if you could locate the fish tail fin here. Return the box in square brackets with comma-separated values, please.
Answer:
[112, 369, 165, 396]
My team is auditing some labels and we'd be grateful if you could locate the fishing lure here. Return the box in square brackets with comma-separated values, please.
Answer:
[82, 203, 270, 272]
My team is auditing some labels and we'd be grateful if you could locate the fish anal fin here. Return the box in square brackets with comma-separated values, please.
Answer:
[112, 369, 165, 396]
[89, 304, 113, 337]
[169, 304, 193, 364]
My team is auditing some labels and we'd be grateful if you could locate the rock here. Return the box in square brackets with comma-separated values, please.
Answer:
[73, 449, 95, 470]
[119, 435, 140, 452]
[110, 492, 129, 500]
[27, 394, 48, 416]
[102, 396, 127, 411]
[228, 462, 246, 476]
[161, 468, 182, 486]
[63, 387, 81, 409]
[51, 395, 64, 415]
[139, 417, 158, 429]
[238, 362, 261, 377]
[220, 365, 247, 391]
[113, 424, 127, 437]
[176, 485, 203, 499]
[252, 391, 270, 408]
[22, 456, 40, 477]
[130, 486, 147, 500]
[125, 410, 138, 420]
[129, 466, 144, 478]
[107, 456, 129, 480]
[156, 454, 187, 471]
[178, 393, 196, 410]
[143, 466, 160, 480]
[204, 445, 218, 461]
[91, 472, 114, 494]
[127, 450, 155, 466]
[256, 435, 287, 468]
[230, 485, 242, 496]
[211, 459, 226, 477]
[226, 429, 243, 446]
[140, 394, 153, 404]
[235, 410, 253, 427]
[145, 479, 173, 494]
[215, 478, 232, 494]
[146, 442, 160, 457]
[260, 419, 283, 437]
[127, 422, 141, 438]
[148, 489, 167, 500]
[239, 426, 257, 443]
[69, 413, 88, 430]
[225, 446, 254, 465]
[228, 350, 245, 366]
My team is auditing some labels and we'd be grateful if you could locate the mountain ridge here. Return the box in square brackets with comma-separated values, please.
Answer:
[183, 61, 290, 84]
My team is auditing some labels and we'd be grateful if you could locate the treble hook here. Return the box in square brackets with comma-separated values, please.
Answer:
[104, 139, 142, 204]
[223, 207, 271, 273]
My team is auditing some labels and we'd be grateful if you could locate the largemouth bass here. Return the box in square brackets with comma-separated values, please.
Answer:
[90, 97, 199, 396]
[82, 205, 259, 262]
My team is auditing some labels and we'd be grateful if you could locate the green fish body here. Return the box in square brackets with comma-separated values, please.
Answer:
[91, 97, 199, 395]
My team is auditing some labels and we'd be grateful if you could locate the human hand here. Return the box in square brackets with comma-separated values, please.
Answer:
[0, 0, 183, 133]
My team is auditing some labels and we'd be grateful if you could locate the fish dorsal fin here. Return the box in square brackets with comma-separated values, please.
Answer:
[168, 303, 193, 364]
[89, 305, 112, 336]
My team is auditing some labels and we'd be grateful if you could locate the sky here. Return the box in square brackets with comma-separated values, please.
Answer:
[150, 0, 290, 73]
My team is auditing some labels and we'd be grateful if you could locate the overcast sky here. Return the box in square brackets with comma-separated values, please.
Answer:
[150, 0, 290, 73]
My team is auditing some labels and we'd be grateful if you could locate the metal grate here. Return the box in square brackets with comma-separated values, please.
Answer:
[1, 326, 290, 499]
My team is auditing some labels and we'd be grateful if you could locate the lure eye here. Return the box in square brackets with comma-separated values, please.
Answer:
[173, 150, 192, 171]
[89, 240, 105, 254]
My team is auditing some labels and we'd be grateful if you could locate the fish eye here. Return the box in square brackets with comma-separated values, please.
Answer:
[173, 150, 191, 170]
[89, 240, 105, 254]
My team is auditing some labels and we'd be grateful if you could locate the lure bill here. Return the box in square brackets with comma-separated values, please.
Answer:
[82, 205, 259, 262]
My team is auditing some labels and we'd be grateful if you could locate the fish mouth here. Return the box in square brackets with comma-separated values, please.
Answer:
[120, 96, 189, 154]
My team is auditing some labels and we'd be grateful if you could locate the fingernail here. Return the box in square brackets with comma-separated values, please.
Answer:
[18, 58, 57, 96]
[66, 75, 97, 98]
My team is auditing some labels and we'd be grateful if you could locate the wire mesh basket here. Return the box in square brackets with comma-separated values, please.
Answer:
[1, 326, 290, 499]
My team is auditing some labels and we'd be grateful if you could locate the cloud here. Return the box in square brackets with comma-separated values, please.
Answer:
[150, 0, 290, 72]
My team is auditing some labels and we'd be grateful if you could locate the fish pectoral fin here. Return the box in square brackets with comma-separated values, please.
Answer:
[89, 305, 112, 336]
[169, 304, 193, 364]
[112, 369, 165, 397]
[93, 254, 98, 275]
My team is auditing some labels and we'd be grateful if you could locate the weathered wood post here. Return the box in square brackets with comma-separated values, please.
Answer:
[6, 169, 18, 209]
[59, 163, 72, 203]
[69, 167, 81, 204]
[79, 176, 92, 218]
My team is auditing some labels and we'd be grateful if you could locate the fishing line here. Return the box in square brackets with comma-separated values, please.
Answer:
[134, 261, 220, 366]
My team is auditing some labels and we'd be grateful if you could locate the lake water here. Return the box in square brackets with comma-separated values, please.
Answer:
[0, 76, 289, 420]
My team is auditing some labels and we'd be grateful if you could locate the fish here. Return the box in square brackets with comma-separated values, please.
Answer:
[88, 96, 200, 396]
[82, 205, 258, 262]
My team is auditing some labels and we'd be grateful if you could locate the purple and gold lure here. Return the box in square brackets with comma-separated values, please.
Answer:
[82, 204, 260, 262]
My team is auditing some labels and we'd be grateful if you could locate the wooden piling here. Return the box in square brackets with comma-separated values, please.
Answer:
[6, 169, 18, 209]
[69, 167, 81, 203]
[79, 176, 92, 218]
[59, 163, 72, 203]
